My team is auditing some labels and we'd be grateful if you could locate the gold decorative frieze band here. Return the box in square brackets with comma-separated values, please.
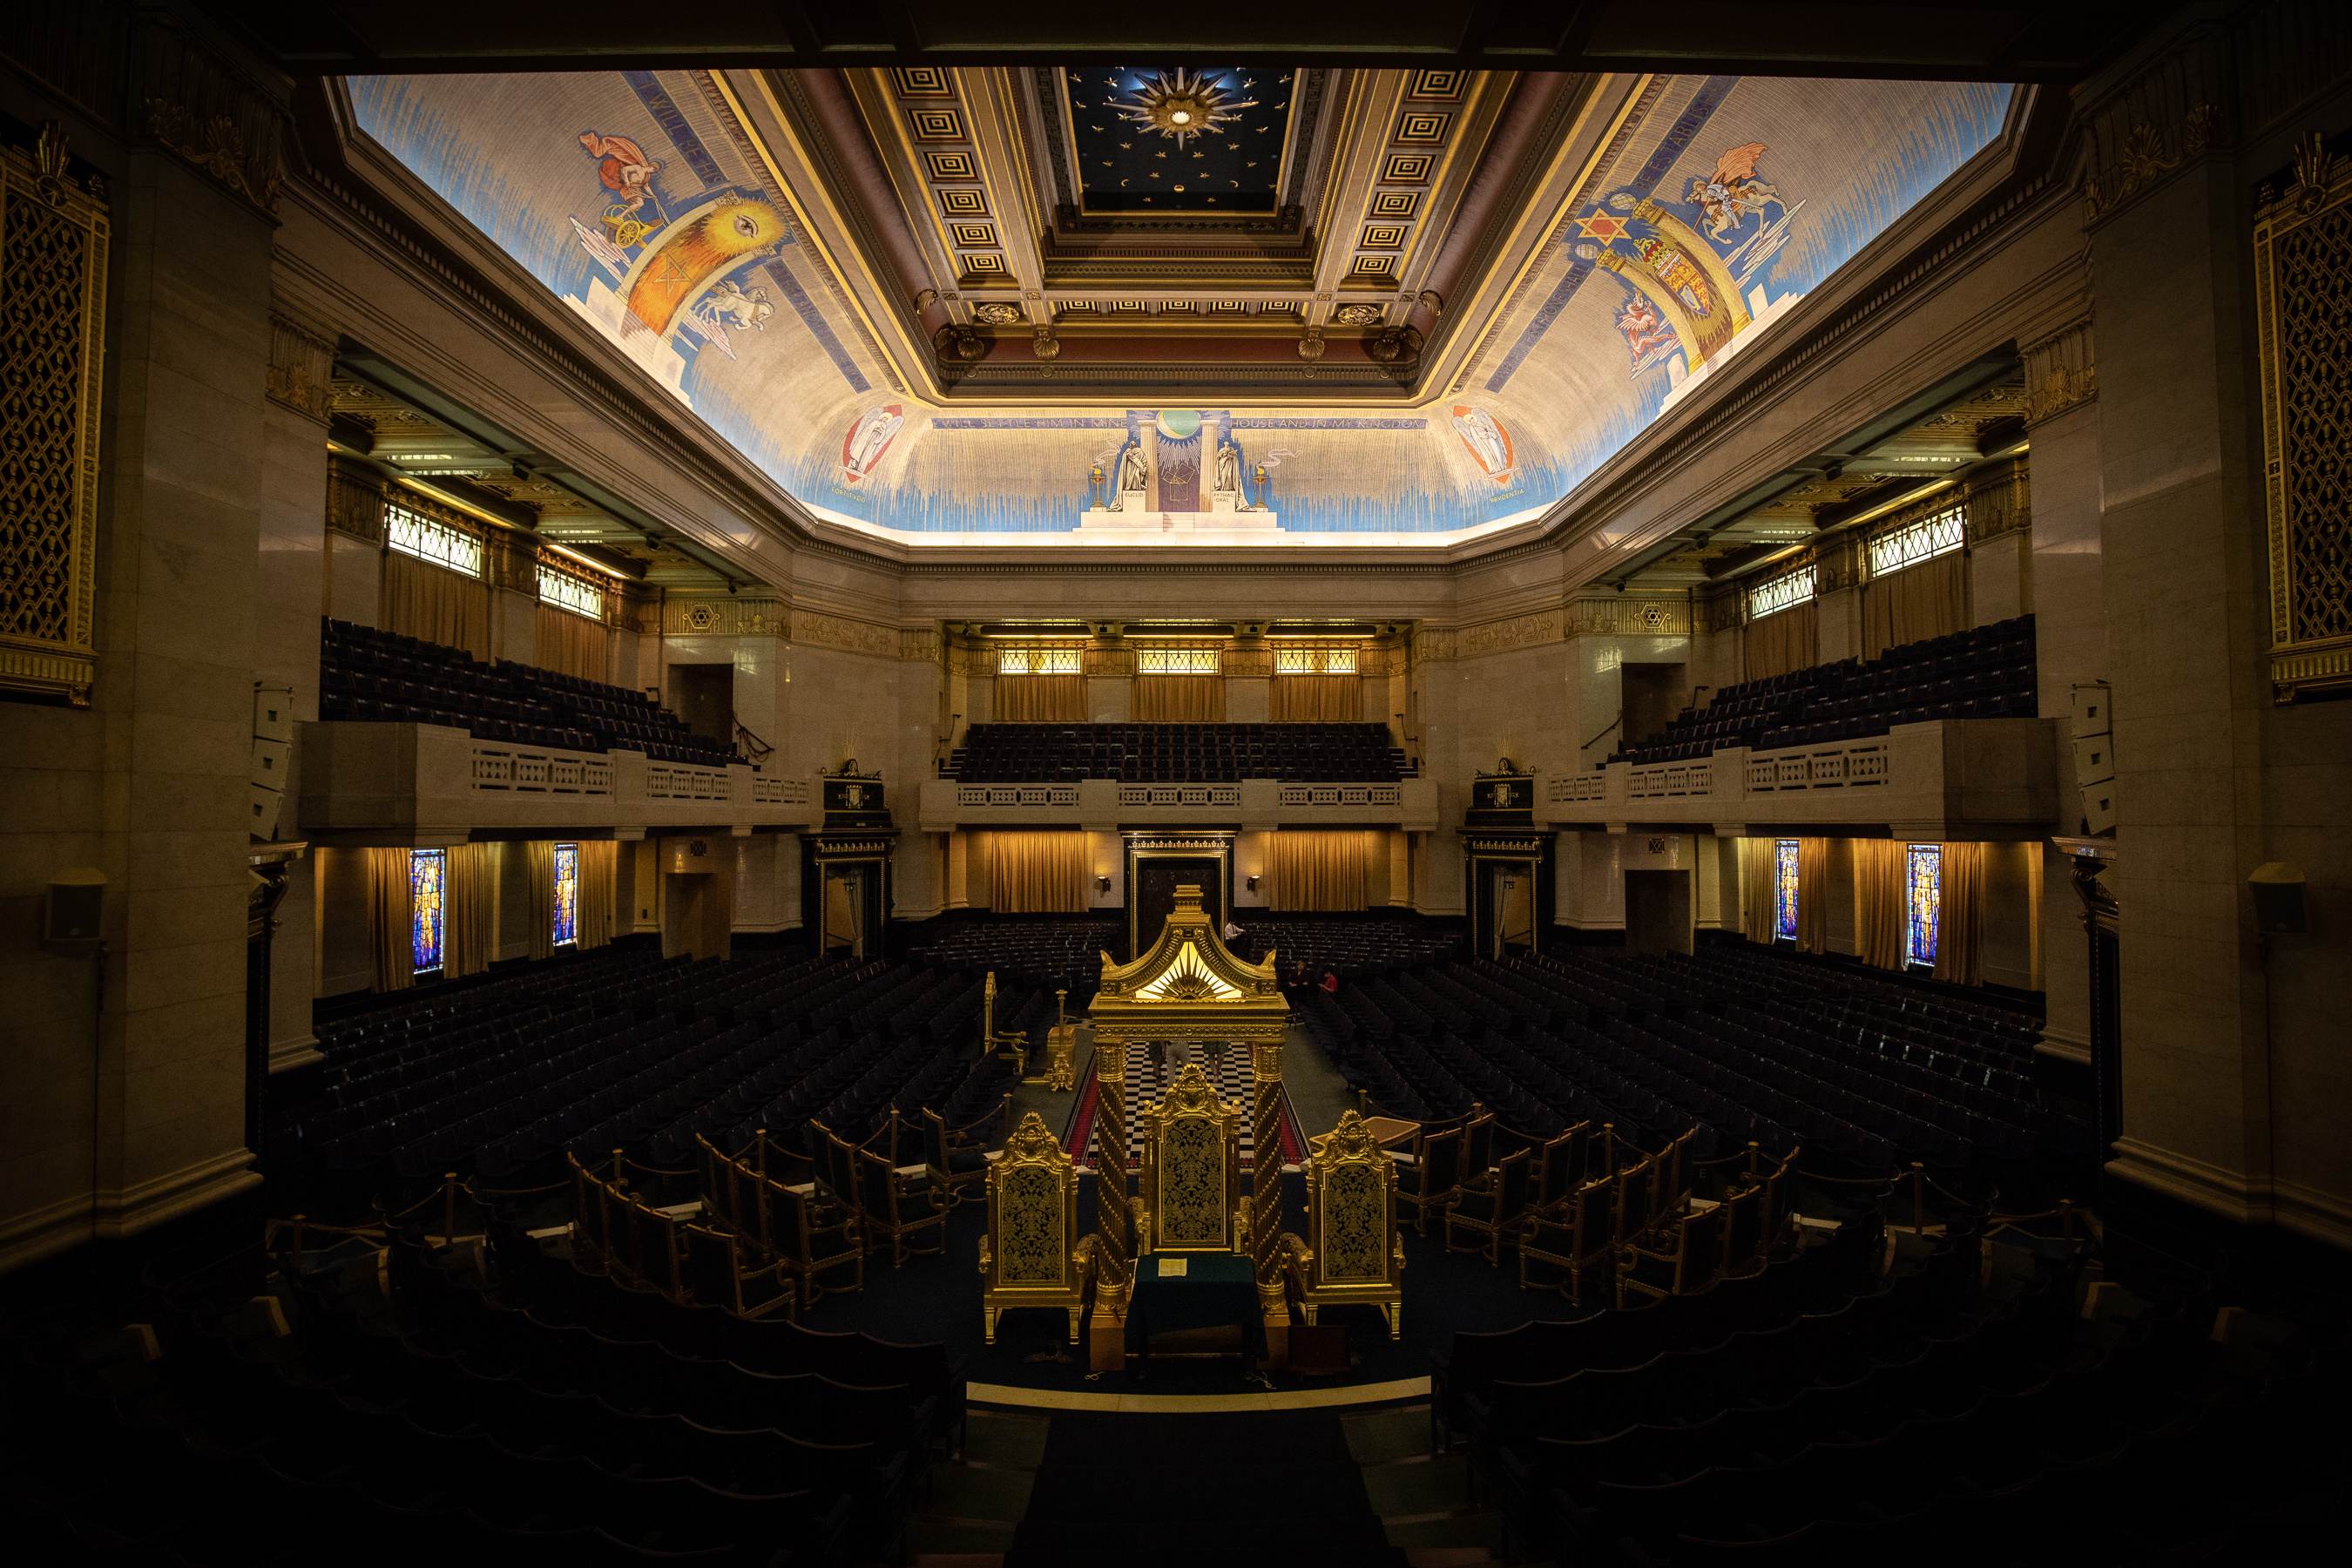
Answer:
[792, 607, 896, 655]
[1565, 597, 1690, 638]
[666, 596, 787, 637]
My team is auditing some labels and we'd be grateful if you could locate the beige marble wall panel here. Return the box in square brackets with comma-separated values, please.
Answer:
[1971, 533, 2029, 627]
[2092, 159, 2272, 1221]
[1226, 676, 1270, 724]
[256, 402, 328, 1065]
[2026, 401, 2105, 1051]
[1978, 840, 2042, 991]
[732, 834, 783, 931]
[1817, 585, 1862, 666]
[1085, 676, 1132, 724]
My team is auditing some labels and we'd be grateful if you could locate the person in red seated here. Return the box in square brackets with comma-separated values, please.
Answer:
[1320, 970, 1340, 994]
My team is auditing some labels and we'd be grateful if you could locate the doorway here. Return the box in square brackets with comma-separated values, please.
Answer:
[667, 662, 734, 745]
[1625, 869, 1694, 956]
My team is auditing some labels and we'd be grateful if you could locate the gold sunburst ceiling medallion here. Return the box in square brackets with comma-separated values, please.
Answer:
[1114, 69, 1258, 149]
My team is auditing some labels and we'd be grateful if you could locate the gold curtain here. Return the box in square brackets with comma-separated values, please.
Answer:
[578, 841, 617, 950]
[536, 605, 611, 682]
[996, 674, 1087, 722]
[1134, 674, 1225, 721]
[1743, 602, 1819, 682]
[367, 847, 416, 992]
[1863, 551, 1970, 659]
[442, 842, 495, 979]
[985, 830, 1092, 913]
[525, 841, 556, 962]
[1853, 838, 1906, 970]
[1932, 841, 1984, 986]
[1270, 675, 1358, 722]
[1795, 836, 1832, 955]
[1267, 830, 1377, 911]
[1740, 838, 1777, 945]
[381, 549, 491, 661]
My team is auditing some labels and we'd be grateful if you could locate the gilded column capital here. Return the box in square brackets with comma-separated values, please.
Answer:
[265, 307, 335, 422]
[2021, 319, 2097, 426]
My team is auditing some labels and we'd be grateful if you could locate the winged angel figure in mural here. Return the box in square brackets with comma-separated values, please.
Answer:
[1686, 142, 1784, 240]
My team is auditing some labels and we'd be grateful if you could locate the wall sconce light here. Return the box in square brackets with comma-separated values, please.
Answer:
[1097, 875, 1112, 893]
[1246, 875, 1260, 892]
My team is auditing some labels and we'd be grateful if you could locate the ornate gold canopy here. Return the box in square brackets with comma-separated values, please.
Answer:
[1088, 884, 1288, 1047]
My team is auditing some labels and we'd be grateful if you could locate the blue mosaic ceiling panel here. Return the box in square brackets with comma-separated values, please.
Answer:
[1064, 66, 1293, 213]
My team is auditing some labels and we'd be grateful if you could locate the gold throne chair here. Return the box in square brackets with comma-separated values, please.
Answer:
[1282, 1112, 1406, 1337]
[978, 1113, 1094, 1344]
[1139, 1062, 1245, 1255]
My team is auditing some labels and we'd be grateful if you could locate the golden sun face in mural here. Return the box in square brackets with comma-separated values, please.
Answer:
[1115, 68, 1256, 149]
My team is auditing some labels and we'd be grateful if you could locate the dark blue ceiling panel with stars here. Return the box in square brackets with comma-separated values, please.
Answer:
[1064, 66, 1294, 213]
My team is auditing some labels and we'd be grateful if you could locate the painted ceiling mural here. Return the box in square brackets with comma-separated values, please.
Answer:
[1064, 66, 1294, 213]
[347, 71, 2011, 541]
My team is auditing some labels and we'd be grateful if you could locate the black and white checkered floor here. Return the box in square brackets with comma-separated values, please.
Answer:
[1119, 1046, 1262, 1170]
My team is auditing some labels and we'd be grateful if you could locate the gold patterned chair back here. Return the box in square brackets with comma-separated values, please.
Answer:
[980, 1112, 1092, 1344]
[1139, 1061, 1243, 1254]
[1283, 1111, 1406, 1336]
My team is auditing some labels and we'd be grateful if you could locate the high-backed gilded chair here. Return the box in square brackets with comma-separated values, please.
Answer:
[1138, 1062, 1243, 1254]
[682, 1222, 797, 1320]
[1442, 1146, 1534, 1265]
[763, 1171, 864, 1301]
[1618, 1203, 1727, 1305]
[857, 1146, 946, 1267]
[1520, 1173, 1616, 1306]
[978, 1113, 1094, 1344]
[925, 1106, 993, 1209]
[1531, 1121, 1591, 1216]
[1284, 1112, 1406, 1336]
[1391, 1122, 1463, 1236]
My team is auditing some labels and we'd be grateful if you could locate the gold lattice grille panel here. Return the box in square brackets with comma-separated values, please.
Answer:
[0, 136, 108, 706]
[2257, 135, 2352, 700]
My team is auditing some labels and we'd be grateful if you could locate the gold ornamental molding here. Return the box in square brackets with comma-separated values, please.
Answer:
[1411, 625, 1457, 664]
[2254, 132, 2352, 703]
[2077, 30, 2227, 227]
[325, 455, 386, 544]
[898, 626, 943, 665]
[793, 607, 896, 655]
[1963, 457, 2031, 546]
[0, 125, 109, 707]
[1458, 610, 1563, 659]
[1564, 596, 1691, 639]
[132, 14, 290, 220]
[265, 308, 335, 423]
[2021, 319, 2097, 426]
[665, 596, 788, 637]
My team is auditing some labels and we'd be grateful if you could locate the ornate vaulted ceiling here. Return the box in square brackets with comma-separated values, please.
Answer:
[342, 64, 2017, 543]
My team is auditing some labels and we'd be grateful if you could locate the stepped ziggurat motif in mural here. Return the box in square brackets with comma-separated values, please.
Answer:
[344, 67, 2013, 539]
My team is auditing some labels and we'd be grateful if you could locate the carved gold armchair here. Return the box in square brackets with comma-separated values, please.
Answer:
[978, 1113, 1095, 1344]
[1282, 1112, 1406, 1337]
[1137, 1062, 1245, 1255]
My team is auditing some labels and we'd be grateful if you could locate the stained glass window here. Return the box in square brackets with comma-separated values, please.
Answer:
[1906, 843, 1942, 967]
[410, 848, 445, 972]
[1774, 839, 1800, 942]
[553, 843, 579, 947]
